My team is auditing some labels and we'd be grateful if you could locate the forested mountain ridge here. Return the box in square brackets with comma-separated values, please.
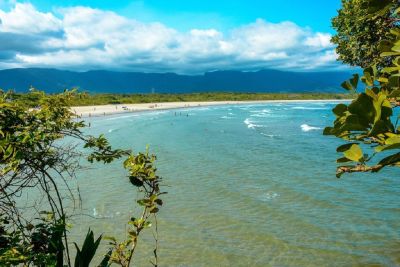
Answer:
[0, 68, 353, 93]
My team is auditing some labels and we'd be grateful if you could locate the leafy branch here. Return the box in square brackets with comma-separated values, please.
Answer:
[102, 149, 165, 267]
[325, 0, 400, 177]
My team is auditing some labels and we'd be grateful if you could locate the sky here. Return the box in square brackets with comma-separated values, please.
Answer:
[0, 0, 344, 73]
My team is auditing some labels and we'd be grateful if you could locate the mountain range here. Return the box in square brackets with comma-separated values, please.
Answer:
[0, 68, 353, 94]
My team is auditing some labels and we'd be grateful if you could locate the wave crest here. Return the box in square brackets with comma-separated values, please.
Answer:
[300, 124, 321, 132]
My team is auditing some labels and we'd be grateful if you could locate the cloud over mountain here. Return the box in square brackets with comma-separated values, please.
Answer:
[0, 2, 340, 73]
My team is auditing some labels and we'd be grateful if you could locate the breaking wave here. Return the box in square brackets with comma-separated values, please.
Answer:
[300, 124, 321, 132]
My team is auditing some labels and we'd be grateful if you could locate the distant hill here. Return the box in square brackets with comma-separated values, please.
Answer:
[0, 68, 353, 93]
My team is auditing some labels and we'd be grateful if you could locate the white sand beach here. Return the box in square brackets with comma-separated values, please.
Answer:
[71, 99, 349, 117]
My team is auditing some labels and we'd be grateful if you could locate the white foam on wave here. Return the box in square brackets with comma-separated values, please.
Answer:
[220, 116, 233, 119]
[259, 192, 280, 202]
[301, 124, 321, 132]
[92, 207, 121, 219]
[260, 133, 276, 138]
[250, 113, 270, 118]
[105, 114, 139, 121]
[250, 109, 271, 113]
[244, 118, 264, 129]
[143, 111, 168, 116]
[239, 105, 258, 111]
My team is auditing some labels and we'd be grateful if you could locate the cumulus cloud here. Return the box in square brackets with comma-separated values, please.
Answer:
[0, 3, 62, 33]
[0, 2, 339, 73]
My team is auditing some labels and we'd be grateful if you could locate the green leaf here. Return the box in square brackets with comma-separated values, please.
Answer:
[336, 157, 352, 163]
[149, 207, 159, 213]
[99, 249, 112, 267]
[103, 236, 117, 243]
[143, 221, 152, 228]
[392, 45, 400, 52]
[341, 81, 353, 91]
[383, 66, 400, 73]
[342, 144, 364, 162]
[389, 76, 400, 88]
[375, 143, 400, 152]
[337, 143, 359, 152]
[129, 176, 143, 187]
[369, 120, 392, 137]
[386, 135, 400, 145]
[323, 127, 334, 135]
[379, 40, 394, 52]
[4, 145, 13, 159]
[350, 74, 359, 89]
[378, 153, 400, 166]
[332, 104, 347, 116]
[377, 77, 389, 83]
[74, 229, 102, 267]
[128, 230, 137, 237]
[154, 199, 163, 206]
[372, 93, 388, 123]
[365, 88, 377, 100]
[376, 135, 400, 152]
[348, 93, 375, 126]
[363, 67, 375, 86]
[381, 51, 400, 57]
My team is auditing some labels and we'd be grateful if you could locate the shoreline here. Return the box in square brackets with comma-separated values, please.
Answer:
[71, 99, 350, 118]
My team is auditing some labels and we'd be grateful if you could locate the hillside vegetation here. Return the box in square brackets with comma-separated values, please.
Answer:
[0, 68, 352, 93]
[11, 92, 352, 107]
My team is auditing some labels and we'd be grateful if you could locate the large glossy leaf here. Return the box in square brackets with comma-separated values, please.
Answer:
[337, 143, 359, 152]
[342, 144, 364, 162]
[376, 143, 400, 152]
[323, 127, 334, 135]
[378, 152, 400, 166]
[350, 74, 359, 89]
[348, 93, 375, 126]
[332, 104, 348, 116]
[341, 81, 353, 91]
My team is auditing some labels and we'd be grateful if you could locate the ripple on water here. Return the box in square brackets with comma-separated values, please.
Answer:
[69, 102, 400, 266]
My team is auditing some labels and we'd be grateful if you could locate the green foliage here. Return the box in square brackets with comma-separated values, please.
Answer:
[332, 0, 399, 68]
[11, 92, 351, 107]
[74, 229, 102, 267]
[104, 149, 164, 267]
[0, 213, 65, 266]
[326, 0, 400, 177]
[84, 134, 129, 163]
[0, 89, 165, 266]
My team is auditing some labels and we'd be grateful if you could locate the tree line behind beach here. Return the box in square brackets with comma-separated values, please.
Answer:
[9, 91, 352, 107]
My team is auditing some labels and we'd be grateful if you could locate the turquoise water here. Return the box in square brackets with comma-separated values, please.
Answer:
[70, 102, 400, 266]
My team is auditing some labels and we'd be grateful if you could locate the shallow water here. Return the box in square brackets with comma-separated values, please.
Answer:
[69, 102, 400, 266]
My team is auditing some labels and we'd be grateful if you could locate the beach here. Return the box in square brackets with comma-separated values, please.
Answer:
[71, 99, 349, 117]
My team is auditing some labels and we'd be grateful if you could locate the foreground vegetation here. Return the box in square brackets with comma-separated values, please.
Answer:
[0, 90, 165, 266]
[325, 0, 400, 177]
[11, 92, 351, 107]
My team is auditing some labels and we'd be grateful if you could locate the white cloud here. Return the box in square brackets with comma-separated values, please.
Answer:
[0, 3, 62, 33]
[305, 33, 332, 48]
[0, 2, 339, 73]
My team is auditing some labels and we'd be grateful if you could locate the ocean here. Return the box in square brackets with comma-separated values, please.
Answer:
[70, 101, 400, 266]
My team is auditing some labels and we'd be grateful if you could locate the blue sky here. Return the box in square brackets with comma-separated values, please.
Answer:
[0, 1, 344, 73]
[25, 0, 342, 33]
